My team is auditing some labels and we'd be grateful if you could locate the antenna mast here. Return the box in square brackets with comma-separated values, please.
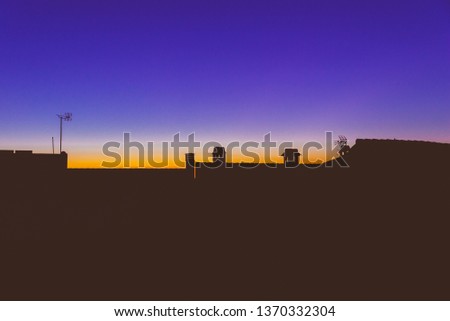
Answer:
[335, 135, 350, 156]
[57, 112, 72, 153]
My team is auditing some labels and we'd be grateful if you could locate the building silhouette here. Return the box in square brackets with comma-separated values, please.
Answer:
[185, 153, 196, 168]
[0, 150, 68, 171]
[281, 148, 300, 167]
[212, 147, 226, 164]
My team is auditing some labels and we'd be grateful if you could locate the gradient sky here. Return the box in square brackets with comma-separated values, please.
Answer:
[1, 0, 449, 167]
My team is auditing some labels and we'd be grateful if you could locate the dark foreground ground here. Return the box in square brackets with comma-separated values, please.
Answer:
[1, 146, 449, 300]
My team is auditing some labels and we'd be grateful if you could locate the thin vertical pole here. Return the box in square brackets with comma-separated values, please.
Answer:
[59, 117, 63, 153]
[52, 137, 55, 154]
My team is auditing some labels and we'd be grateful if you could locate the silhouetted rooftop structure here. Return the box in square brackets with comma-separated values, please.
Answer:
[328, 138, 450, 168]
[212, 147, 226, 163]
[185, 153, 196, 168]
[2, 138, 450, 301]
[281, 148, 300, 168]
[0, 150, 68, 171]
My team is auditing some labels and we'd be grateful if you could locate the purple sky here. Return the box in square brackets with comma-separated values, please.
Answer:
[1, 0, 449, 166]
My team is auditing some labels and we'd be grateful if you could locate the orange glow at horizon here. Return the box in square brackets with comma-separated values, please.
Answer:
[68, 149, 329, 168]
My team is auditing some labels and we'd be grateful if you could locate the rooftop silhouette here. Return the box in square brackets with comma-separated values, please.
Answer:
[0, 150, 67, 171]
[1, 138, 450, 300]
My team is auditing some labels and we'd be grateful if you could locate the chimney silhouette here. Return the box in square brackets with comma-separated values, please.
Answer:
[282, 148, 300, 168]
[212, 146, 226, 167]
[185, 153, 195, 169]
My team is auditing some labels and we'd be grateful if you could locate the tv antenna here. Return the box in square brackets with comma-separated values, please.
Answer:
[57, 112, 72, 153]
[335, 135, 348, 149]
[335, 135, 350, 156]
